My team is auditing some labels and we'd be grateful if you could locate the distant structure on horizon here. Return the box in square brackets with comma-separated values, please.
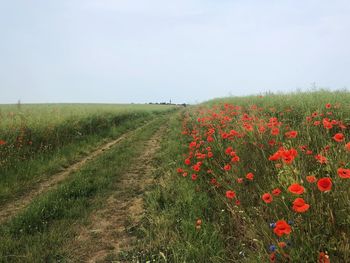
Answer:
[148, 101, 187, 107]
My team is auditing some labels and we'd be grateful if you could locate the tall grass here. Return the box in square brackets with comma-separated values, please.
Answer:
[134, 91, 350, 262]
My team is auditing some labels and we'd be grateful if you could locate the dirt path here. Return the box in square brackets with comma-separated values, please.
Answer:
[69, 124, 166, 263]
[0, 123, 152, 224]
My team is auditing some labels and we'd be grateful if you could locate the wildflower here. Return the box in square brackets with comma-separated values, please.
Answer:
[269, 252, 276, 262]
[319, 252, 330, 263]
[345, 142, 350, 151]
[285, 130, 298, 138]
[177, 168, 184, 173]
[292, 198, 310, 213]
[226, 190, 236, 199]
[0, 140, 6, 145]
[337, 168, 350, 179]
[278, 242, 286, 248]
[315, 154, 327, 164]
[191, 174, 198, 181]
[246, 172, 254, 181]
[333, 133, 344, 142]
[271, 127, 280, 136]
[273, 220, 291, 237]
[322, 118, 333, 129]
[288, 183, 305, 195]
[262, 193, 273, 203]
[272, 188, 281, 196]
[317, 177, 332, 192]
[224, 164, 231, 171]
[269, 245, 276, 252]
[195, 218, 202, 230]
[237, 178, 243, 183]
[306, 175, 317, 183]
[325, 103, 331, 109]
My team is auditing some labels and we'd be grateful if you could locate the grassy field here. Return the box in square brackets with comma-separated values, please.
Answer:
[0, 104, 175, 210]
[129, 90, 350, 262]
[1, 91, 349, 262]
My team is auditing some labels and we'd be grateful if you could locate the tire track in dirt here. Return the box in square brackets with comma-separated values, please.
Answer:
[0, 122, 153, 224]
[69, 124, 166, 263]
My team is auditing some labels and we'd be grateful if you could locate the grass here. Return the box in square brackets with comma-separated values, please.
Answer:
[122, 111, 227, 262]
[127, 90, 350, 262]
[0, 104, 175, 169]
[0, 112, 172, 262]
[0, 108, 175, 206]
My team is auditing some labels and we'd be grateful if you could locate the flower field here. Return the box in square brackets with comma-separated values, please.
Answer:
[176, 91, 350, 262]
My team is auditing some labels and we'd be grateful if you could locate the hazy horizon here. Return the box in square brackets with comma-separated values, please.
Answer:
[1, 0, 350, 104]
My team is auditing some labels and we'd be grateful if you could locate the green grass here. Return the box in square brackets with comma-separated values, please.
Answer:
[122, 111, 227, 262]
[0, 109, 175, 206]
[0, 104, 176, 170]
[0, 112, 172, 262]
[126, 90, 350, 262]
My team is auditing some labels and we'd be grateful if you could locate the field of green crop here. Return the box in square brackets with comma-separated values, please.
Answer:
[0, 91, 349, 262]
[0, 104, 175, 206]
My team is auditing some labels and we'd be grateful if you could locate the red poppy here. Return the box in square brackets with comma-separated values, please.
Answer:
[0, 140, 6, 145]
[246, 172, 254, 181]
[272, 188, 281, 196]
[317, 177, 332, 192]
[273, 220, 291, 237]
[270, 252, 276, 262]
[306, 150, 313, 155]
[191, 174, 198, 181]
[345, 142, 350, 151]
[288, 183, 305, 195]
[262, 193, 273, 203]
[292, 198, 310, 213]
[306, 175, 317, 183]
[185, 158, 191, 165]
[285, 130, 298, 138]
[278, 242, 286, 248]
[226, 190, 236, 199]
[333, 133, 344, 142]
[337, 168, 350, 179]
[323, 119, 333, 129]
[225, 147, 233, 155]
[325, 103, 331, 109]
[271, 127, 279, 136]
[224, 164, 231, 171]
[177, 168, 184, 173]
[237, 178, 243, 183]
[319, 252, 330, 263]
[315, 154, 327, 164]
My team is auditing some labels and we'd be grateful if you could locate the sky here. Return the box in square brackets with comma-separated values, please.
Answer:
[0, 0, 350, 104]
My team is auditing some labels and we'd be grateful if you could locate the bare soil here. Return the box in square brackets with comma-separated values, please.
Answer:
[69, 125, 166, 263]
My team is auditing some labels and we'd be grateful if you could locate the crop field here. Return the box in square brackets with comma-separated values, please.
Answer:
[0, 91, 349, 262]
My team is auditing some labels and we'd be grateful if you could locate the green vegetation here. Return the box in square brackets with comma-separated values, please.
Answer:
[0, 114, 169, 262]
[128, 90, 350, 262]
[0, 104, 175, 206]
[1, 91, 349, 262]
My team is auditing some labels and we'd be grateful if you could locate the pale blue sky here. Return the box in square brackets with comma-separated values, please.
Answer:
[0, 0, 349, 104]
